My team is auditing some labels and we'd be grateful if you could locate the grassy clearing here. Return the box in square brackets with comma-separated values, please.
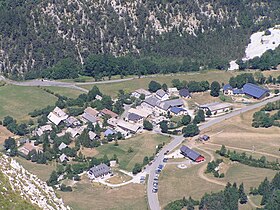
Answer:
[202, 107, 280, 158]
[0, 85, 57, 122]
[0, 126, 13, 145]
[78, 70, 280, 97]
[43, 86, 84, 99]
[91, 133, 171, 171]
[58, 178, 147, 210]
[14, 157, 56, 181]
[0, 171, 40, 210]
[106, 170, 132, 184]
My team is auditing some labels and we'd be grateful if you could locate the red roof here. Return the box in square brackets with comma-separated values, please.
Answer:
[101, 109, 118, 118]
[195, 156, 205, 163]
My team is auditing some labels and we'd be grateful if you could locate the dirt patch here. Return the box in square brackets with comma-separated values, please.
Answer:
[0, 125, 13, 145]
[80, 147, 99, 157]
[106, 171, 132, 184]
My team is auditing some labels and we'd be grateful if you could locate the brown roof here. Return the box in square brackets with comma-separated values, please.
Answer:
[84, 107, 99, 117]
[100, 109, 118, 118]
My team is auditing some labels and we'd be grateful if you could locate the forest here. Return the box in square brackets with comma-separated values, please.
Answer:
[2, 0, 280, 79]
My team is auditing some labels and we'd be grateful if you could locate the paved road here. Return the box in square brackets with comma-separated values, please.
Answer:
[147, 95, 280, 210]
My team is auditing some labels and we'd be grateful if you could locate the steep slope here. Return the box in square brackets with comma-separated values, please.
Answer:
[1, 0, 280, 75]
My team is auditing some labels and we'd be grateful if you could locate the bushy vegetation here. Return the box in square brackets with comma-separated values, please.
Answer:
[206, 159, 224, 178]
[217, 145, 280, 170]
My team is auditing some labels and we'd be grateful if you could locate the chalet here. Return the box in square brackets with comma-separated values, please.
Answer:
[117, 120, 141, 134]
[243, 83, 269, 99]
[155, 89, 169, 101]
[199, 102, 233, 115]
[99, 108, 118, 119]
[82, 107, 99, 124]
[88, 163, 111, 179]
[47, 107, 68, 126]
[179, 88, 191, 98]
[58, 142, 68, 151]
[170, 107, 188, 116]
[127, 113, 143, 123]
[223, 84, 233, 95]
[65, 116, 81, 127]
[180, 145, 205, 162]
[36, 125, 52, 137]
[131, 89, 152, 99]
[59, 154, 69, 163]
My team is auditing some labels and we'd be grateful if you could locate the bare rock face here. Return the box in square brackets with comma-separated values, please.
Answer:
[0, 154, 70, 210]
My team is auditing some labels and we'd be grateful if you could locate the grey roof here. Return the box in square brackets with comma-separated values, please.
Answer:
[88, 163, 111, 178]
[243, 83, 269, 99]
[143, 96, 160, 107]
[233, 88, 244, 94]
[128, 113, 142, 122]
[156, 89, 167, 98]
[58, 142, 67, 151]
[82, 113, 97, 123]
[180, 145, 201, 161]
[223, 84, 233, 91]
[179, 88, 191, 97]
[159, 99, 184, 111]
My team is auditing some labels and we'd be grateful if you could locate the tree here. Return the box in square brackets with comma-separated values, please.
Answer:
[148, 80, 161, 92]
[181, 115, 191, 125]
[143, 120, 153, 131]
[47, 171, 58, 186]
[143, 156, 149, 166]
[238, 183, 247, 204]
[160, 121, 168, 133]
[219, 145, 227, 156]
[132, 163, 142, 174]
[87, 85, 102, 101]
[193, 109, 205, 124]
[139, 93, 145, 100]
[162, 83, 168, 91]
[206, 109, 212, 117]
[182, 124, 199, 137]
[4, 137, 17, 156]
[3, 116, 14, 126]
[210, 81, 221, 97]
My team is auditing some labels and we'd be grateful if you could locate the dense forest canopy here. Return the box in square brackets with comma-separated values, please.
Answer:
[1, 0, 280, 79]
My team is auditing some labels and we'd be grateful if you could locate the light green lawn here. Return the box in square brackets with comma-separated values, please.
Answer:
[0, 85, 57, 122]
[43, 86, 84, 99]
[94, 133, 171, 171]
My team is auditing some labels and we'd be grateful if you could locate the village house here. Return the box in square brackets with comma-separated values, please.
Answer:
[170, 107, 188, 116]
[36, 124, 52, 137]
[179, 88, 191, 98]
[180, 145, 205, 162]
[223, 84, 233, 95]
[82, 107, 99, 124]
[128, 107, 152, 119]
[58, 142, 68, 151]
[155, 89, 169, 101]
[199, 102, 233, 115]
[104, 128, 117, 137]
[152, 116, 169, 125]
[59, 154, 69, 163]
[18, 143, 43, 157]
[131, 88, 152, 99]
[127, 113, 143, 124]
[65, 116, 81, 127]
[99, 108, 118, 119]
[168, 87, 179, 96]
[47, 107, 69, 126]
[156, 98, 185, 114]
[117, 120, 141, 134]
[88, 163, 111, 179]
[65, 126, 86, 138]
[141, 96, 161, 111]
[89, 131, 99, 140]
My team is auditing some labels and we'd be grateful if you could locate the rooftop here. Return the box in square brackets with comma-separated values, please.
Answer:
[100, 108, 118, 118]
[88, 163, 111, 178]
[200, 102, 232, 112]
[134, 88, 151, 96]
[170, 107, 187, 114]
[117, 120, 141, 133]
[156, 89, 167, 98]
[223, 84, 233, 91]
[128, 113, 142, 122]
[158, 98, 184, 110]
[243, 83, 269, 99]
[128, 107, 152, 118]
[179, 88, 191, 97]
[84, 107, 99, 117]
[143, 96, 160, 107]
[180, 145, 201, 161]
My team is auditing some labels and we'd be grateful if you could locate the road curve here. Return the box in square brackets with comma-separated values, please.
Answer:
[147, 95, 280, 210]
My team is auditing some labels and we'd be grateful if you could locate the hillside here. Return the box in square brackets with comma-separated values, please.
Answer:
[1, 0, 280, 77]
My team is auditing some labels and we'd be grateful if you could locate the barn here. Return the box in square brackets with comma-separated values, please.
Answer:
[180, 145, 205, 162]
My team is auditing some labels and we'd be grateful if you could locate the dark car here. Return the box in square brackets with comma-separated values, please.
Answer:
[152, 188, 158, 193]
[163, 158, 168, 162]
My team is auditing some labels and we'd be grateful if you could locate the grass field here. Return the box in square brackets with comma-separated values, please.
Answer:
[58, 178, 148, 210]
[91, 133, 171, 171]
[43, 86, 84, 99]
[14, 157, 56, 181]
[78, 70, 280, 97]
[0, 85, 57, 121]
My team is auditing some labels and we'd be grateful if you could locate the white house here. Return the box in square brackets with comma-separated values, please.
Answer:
[47, 107, 68, 126]
[155, 89, 169, 101]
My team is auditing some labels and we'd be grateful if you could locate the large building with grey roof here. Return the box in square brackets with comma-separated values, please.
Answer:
[88, 163, 111, 179]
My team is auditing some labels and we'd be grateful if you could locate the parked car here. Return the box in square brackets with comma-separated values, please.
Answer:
[152, 188, 158, 193]
[163, 158, 168, 162]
